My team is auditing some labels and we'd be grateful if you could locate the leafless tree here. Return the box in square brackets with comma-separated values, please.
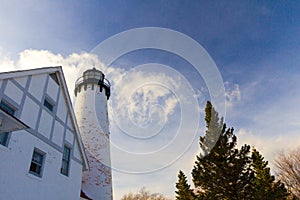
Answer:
[274, 147, 300, 199]
[121, 187, 171, 200]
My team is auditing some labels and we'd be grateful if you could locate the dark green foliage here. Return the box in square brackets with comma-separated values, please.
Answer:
[252, 148, 288, 199]
[175, 170, 195, 200]
[201, 101, 224, 156]
[192, 101, 253, 199]
[176, 101, 288, 200]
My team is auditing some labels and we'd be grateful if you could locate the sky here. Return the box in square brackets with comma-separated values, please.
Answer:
[1, 1, 300, 199]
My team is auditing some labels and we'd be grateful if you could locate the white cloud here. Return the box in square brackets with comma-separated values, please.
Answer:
[108, 65, 201, 176]
[18, 49, 64, 68]
[0, 48, 15, 72]
[224, 81, 241, 109]
[109, 69, 182, 129]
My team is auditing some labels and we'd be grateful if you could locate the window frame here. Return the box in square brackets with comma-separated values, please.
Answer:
[0, 100, 16, 147]
[29, 148, 46, 178]
[60, 145, 71, 176]
[43, 97, 54, 112]
[0, 133, 9, 147]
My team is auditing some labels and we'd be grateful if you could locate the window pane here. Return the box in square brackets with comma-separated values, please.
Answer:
[61, 161, 67, 170]
[61, 146, 71, 176]
[29, 150, 44, 177]
[32, 152, 43, 164]
[44, 99, 53, 112]
[30, 162, 40, 174]
[0, 101, 15, 115]
[36, 165, 41, 174]
[0, 101, 15, 147]
[0, 132, 8, 145]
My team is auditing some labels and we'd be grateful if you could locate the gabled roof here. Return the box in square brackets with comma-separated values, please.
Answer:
[0, 66, 89, 171]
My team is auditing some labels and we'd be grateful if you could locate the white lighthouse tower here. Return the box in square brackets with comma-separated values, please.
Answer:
[74, 68, 112, 200]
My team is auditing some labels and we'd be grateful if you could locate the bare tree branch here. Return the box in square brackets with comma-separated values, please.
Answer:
[274, 147, 300, 199]
[121, 187, 171, 200]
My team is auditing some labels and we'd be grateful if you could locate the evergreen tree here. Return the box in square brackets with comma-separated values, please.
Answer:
[201, 101, 224, 156]
[251, 148, 288, 199]
[175, 101, 288, 199]
[192, 101, 254, 199]
[175, 170, 195, 200]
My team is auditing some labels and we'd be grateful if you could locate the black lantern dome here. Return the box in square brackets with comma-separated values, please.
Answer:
[74, 68, 110, 99]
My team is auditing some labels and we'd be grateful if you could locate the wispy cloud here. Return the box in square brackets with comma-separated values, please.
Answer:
[109, 68, 182, 129]
[224, 81, 241, 109]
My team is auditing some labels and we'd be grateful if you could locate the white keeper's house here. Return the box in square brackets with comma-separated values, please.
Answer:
[0, 66, 89, 200]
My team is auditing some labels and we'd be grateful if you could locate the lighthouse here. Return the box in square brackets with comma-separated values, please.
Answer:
[74, 68, 112, 200]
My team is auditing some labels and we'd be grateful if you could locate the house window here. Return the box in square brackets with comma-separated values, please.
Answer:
[49, 73, 60, 85]
[0, 101, 15, 115]
[0, 133, 9, 146]
[44, 98, 54, 112]
[61, 145, 71, 176]
[29, 149, 45, 177]
[0, 101, 16, 146]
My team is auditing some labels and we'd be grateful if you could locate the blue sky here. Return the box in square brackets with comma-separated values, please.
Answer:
[1, 1, 300, 199]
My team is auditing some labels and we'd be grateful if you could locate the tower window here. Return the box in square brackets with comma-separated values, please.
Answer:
[44, 98, 54, 112]
[29, 149, 45, 177]
[0, 100, 16, 146]
[61, 145, 71, 176]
